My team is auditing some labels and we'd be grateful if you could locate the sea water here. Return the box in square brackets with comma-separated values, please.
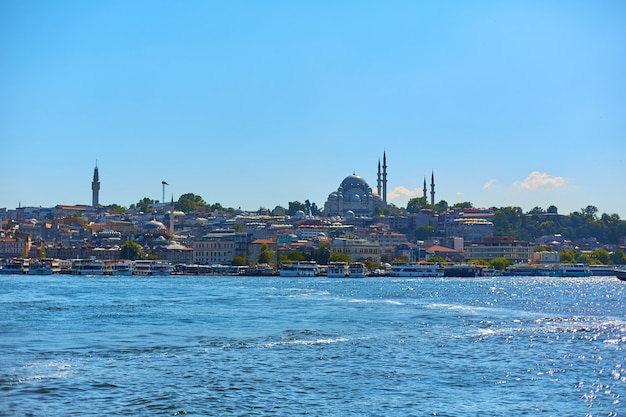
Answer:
[0, 275, 624, 416]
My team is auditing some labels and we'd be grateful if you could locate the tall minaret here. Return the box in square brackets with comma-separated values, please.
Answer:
[377, 159, 382, 197]
[430, 171, 435, 206]
[92, 163, 100, 207]
[382, 151, 388, 205]
[423, 177, 427, 200]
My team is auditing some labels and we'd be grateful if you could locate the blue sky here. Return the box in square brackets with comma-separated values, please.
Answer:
[1, 1, 625, 217]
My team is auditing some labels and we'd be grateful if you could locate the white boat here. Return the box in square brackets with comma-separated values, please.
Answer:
[327, 262, 349, 278]
[133, 260, 171, 276]
[108, 260, 133, 276]
[614, 269, 626, 281]
[386, 262, 443, 277]
[549, 263, 592, 277]
[71, 258, 105, 275]
[348, 262, 368, 278]
[28, 259, 60, 275]
[0, 258, 27, 274]
[279, 261, 320, 277]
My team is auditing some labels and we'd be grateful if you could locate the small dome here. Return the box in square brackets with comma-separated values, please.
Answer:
[344, 210, 355, 218]
[294, 210, 306, 219]
[143, 220, 166, 230]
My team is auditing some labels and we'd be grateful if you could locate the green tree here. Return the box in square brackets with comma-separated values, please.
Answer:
[121, 240, 143, 260]
[232, 255, 246, 266]
[136, 197, 156, 213]
[407, 197, 428, 213]
[257, 244, 276, 264]
[451, 201, 474, 209]
[107, 204, 126, 214]
[329, 253, 351, 264]
[489, 257, 511, 270]
[176, 193, 207, 213]
[287, 251, 306, 261]
[414, 225, 440, 241]
[288, 201, 307, 216]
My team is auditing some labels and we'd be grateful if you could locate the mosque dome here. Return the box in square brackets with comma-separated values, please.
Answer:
[294, 210, 306, 219]
[340, 174, 370, 192]
[344, 210, 356, 218]
[143, 219, 166, 230]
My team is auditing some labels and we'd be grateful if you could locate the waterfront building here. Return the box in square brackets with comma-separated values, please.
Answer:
[330, 237, 381, 264]
[192, 231, 236, 265]
[464, 236, 534, 263]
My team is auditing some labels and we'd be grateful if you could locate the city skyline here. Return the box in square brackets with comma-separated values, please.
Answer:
[1, 1, 625, 218]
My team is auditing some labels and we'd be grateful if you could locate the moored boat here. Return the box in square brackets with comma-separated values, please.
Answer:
[0, 258, 27, 274]
[549, 263, 592, 277]
[28, 259, 60, 275]
[132, 260, 171, 276]
[279, 261, 320, 277]
[386, 262, 443, 277]
[327, 262, 349, 278]
[71, 258, 105, 275]
[348, 262, 368, 278]
[443, 263, 479, 277]
[109, 260, 133, 276]
[614, 269, 626, 281]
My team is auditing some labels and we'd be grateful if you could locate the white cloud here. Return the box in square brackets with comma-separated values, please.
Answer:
[483, 179, 496, 190]
[387, 186, 422, 201]
[513, 171, 566, 191]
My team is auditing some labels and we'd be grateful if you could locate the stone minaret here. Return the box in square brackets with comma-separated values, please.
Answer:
[382, 151, 387, 205]
[91, 163, 100, 207]
[423, 177, 427, 200]
[377, 159, 382, 197]
[430, 171, 435, 206]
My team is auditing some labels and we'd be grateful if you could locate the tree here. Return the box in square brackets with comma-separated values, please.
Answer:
[287, 251, 305, 261]
[121, 240, 143, 260]
[489, 257, 511, 270]
[232, 255, 246, 266]
[407, 197, 428, 213]
[547, 205, 558, 214]
[329, 253, 351, 264]
[107, 204, 126, 214]
[176, 193, 207, 213]
[414, 225, 440, 241]
[136, 197, 156, 213]
[257, 244, 275, 264]
[452, 201, 474, 209]
[434, 200, 449, 212]
[288, 201, 307, 216]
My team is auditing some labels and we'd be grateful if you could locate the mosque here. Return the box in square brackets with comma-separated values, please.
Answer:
[323, 152, 436, 217]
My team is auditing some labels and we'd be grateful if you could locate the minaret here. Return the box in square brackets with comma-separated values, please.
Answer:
[382, 151, 387, 205]
[377, 159, 382, 197]
[423, 177, 427, 200]
[430, 171, 435, 206]
[91, 163, 100, 207]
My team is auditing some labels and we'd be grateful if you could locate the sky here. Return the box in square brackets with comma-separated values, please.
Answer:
[1, 1, 625, 218]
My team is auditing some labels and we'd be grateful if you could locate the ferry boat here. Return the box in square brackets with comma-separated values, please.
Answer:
[28, 259, 60, 275]
[0, 258, 27, 274]
[614, 269, 626, 281]
[279, 261, 320, 277]
[443, 264, 479, 277]
[549, 263, 592, 277]
[386, 262, 443, 277]
[71, 258, 105, 275]
[106, 260, 134, 276]
[327, 262, 349, 278]
[348, 262, 368, 278]
[132, 260, 171, 276]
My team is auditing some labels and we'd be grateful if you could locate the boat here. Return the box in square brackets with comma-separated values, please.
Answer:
[443, 263, 479, 277]
[348, 262, 368, 278]
[0, 258, 27, 274]
[71, 258, 105, 275]
[132, 260, 171, 276]
[28, 259, 60, 275]
[614, 269, 626, 281]
[108, 260, 134, 276]
[588, 265, 618, 276]
[386, 262, 443, 277]
[244, 264, 276, 276]
[327, 262, 349, 278]
[279, 261, 320, 277]
[549, 263, 592, 277]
